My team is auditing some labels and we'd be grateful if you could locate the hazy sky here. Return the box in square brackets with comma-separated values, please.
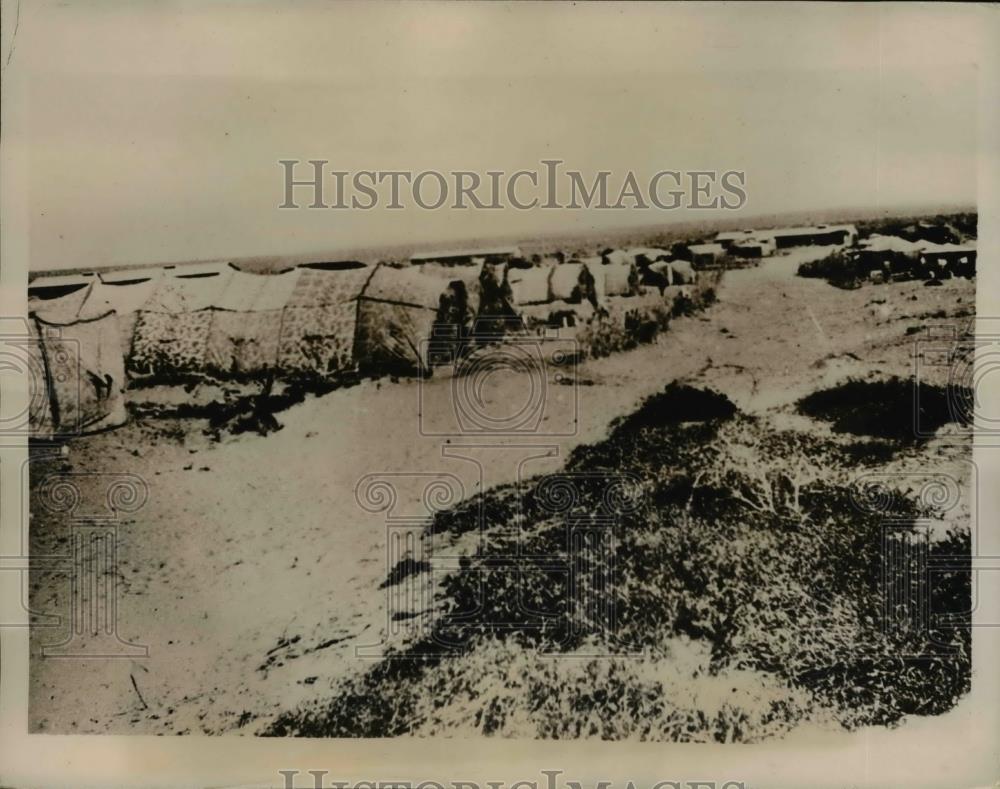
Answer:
[5, 2, 988, 271]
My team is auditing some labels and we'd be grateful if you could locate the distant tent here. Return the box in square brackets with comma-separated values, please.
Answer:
[509, 266, 553, 306]
[28, 285, 127, 438]
[130, 266, 233, 375]
[626, 247, 670, 266]
[276, 264, 373, 376]
[668, 259, 698, 285]
[354, 263, 457, 375]
[686, 243, 725, 268]
[549, 262, 598, 306]
[602, 261, 643, 297]
[207, 267, 302, 376]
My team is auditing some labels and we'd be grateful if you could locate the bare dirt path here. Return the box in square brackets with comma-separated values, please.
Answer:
[28, 249, 973, 734]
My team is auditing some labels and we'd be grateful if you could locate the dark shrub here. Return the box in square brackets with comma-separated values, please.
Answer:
[797, 377, 969, 442]
[266, 393, 971, 739]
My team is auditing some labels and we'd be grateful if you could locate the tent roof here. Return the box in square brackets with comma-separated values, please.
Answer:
[253, 268, 304, 310]
[509, 266, 553, 305]
[28, 273, 95, 293]
[549, 262, 590, 300]
[29, 285, 91, 323]
[358, 264, 449, 310]
[213, 269, 273, 311]
[212, 268, 304, 312]
[919, 241, 977, 254]
[99, 268, 164, 284]
[28, 272, 95, 286]
[162, 261, 232, 279]
[143, 267, 234, 313]
[30, 281, 116, 324]
[86, 278, 160, 316]
[285, 265, 373, 308]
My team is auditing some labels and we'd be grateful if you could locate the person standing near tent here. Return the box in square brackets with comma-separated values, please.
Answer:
[428, 279, 471, 366]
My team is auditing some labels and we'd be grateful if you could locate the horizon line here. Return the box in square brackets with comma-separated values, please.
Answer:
[28, 200, 977, 277]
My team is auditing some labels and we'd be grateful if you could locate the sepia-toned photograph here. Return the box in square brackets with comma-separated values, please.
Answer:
[2, 2, 1000, 787]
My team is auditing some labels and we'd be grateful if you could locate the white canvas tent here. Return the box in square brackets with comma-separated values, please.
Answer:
[549, 262, 598, 305]
[28, 284, 128, 438]
[602, 261, 643, 297]
[508, 266, 553, 306]
[353, 264, 455, 374]
[207, 268, 302, 376]
[130, 266, 233, 375]
[276, 265, 374, 376]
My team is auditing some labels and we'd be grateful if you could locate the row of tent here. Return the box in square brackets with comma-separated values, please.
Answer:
[24, 263, 467, 438]
[508, 260, 642, 306]
[853, 235, 977, 281]
[29, 262, 502, 380]
[26, 255, 691, 439]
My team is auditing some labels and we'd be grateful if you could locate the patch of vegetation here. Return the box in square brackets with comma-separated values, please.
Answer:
[265, 384, 971, 739]
[612, 382, 737, 431]
[578, 302, 671, 360]
[797, 377, 969, 443]
[841, 440, 900, 466]
[578, 271, 722, 360]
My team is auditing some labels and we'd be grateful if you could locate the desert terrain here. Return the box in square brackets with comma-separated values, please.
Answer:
[28, 246, 974, 737]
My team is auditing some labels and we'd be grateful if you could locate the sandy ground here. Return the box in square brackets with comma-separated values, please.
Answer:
[28, 248, 975, 734]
